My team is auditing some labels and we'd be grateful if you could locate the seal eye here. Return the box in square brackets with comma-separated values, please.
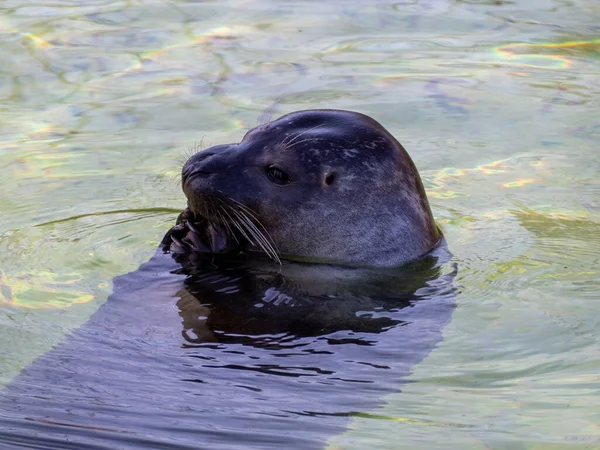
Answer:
[324, 172, 336, 186]
[266, 165, 291, 185]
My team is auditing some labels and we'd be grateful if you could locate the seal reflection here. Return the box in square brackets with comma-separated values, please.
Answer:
[174, 249, 455, 348]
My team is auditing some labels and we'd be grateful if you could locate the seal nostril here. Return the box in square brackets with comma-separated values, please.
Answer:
[194, 150, 216, 163]
[324, 172, 336, 186]
[183, 151, 216, 179]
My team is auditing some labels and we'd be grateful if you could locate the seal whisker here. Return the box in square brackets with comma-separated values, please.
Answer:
[230, 217, 256, 248]
[236, 211, 280, 261]
[171, 171, 184, 188]
[190, 139, 205, 156]
[228, 206, 281, 264]
[241, 215, 280, 264]
[280, 123, 325, 147]
[283, 137, 322, 150]
[224, 197, 262, 222]
[218, 202, 256, 247]
[216, 208, 240, 245]
[236, 209, 280, 259]
[224, 197, 281, 262]
[257, 101, 279, 127]
[179, 140, 206, 170]
[229, 207, 277, 261]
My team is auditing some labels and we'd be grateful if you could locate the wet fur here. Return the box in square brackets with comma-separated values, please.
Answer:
[174, 109, 441, 267]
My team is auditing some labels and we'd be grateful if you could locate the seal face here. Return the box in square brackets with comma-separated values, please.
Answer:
[169, 109, 441, 268]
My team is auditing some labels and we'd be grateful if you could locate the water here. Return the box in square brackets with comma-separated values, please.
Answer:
[1, 0, 599, 448]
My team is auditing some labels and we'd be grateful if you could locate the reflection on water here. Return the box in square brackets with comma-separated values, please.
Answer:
[0, 246, 455, 449]
[1, 0, 599, 448]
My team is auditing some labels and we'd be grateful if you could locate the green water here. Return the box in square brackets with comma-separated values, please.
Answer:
[1, 0, 599, 448]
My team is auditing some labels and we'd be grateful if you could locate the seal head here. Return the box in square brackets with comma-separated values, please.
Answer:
[174, 109, 440, 268]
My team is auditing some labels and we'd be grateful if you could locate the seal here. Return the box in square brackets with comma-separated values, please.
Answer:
[165, 109, 441, 268]
[0, 113, 456, 450]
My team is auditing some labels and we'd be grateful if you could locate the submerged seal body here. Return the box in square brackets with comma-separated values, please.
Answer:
[166, 109, 441, 268]
[0, 111, 457, 449]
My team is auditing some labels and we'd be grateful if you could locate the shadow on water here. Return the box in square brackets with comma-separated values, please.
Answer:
[0, 244, 456, 450]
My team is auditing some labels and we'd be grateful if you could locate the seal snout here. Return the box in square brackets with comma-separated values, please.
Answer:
[181, 145, 234, 188]
[182, 155, 216, 187]
[181, 152, 226, 205]
[181, 163, 221, 224]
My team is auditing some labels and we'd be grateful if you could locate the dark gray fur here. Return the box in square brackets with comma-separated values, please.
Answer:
[181, 109, 440, 267]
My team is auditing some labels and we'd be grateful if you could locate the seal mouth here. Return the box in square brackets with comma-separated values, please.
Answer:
[168, 207, 233, 254]
[167, 195, 280, 264]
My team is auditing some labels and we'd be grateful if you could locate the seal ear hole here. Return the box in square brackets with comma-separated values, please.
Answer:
[324, 172, 336, 186]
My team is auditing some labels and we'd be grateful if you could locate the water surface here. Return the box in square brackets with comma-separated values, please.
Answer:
[1, 0, 599, 448]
